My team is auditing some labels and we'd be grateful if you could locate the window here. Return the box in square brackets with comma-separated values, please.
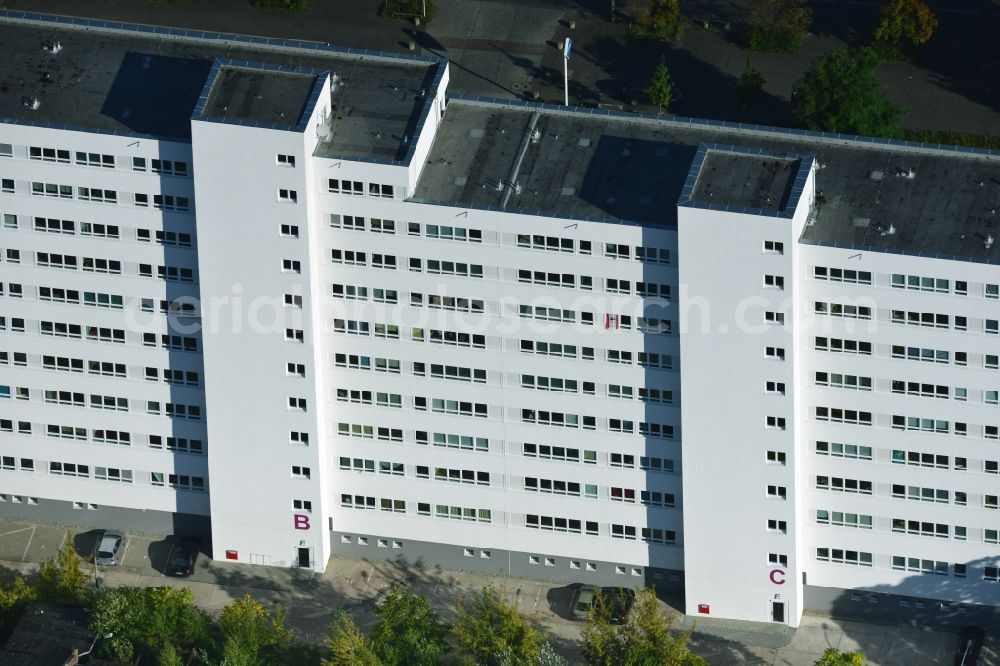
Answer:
[816, 476, 873, 494]
[77, 187, 117, 203]
[814, 301, 872, 319]
[766, 450, 786, 464]
[816, 372, 872, 391]
[282, 259, 302, 273]
[763, 275, 784, 289]
[816, 510, 872, 529]
[815, 337, 872, 355]
[605, 243, 630, 259]
[767, 485, 787, 499]
[765, 381, 785, 395]
[768, 553, 788, 567]
[816, 441, 872, 459]
[766, 346, 785, 360]
[766, 416, 786, 430]
[815, 407, 873, 426]
[891, 273, 950, 293]
[291, 466, 311, 479]
[328, 179, 364, 195]
[425, 224, 482, 242]
[817, 548, 873, 567]
[280, 224, 299, 238]
[814, 267, 873, 285]
[763, 240, 783, 254]
[277, 154, 295, 167]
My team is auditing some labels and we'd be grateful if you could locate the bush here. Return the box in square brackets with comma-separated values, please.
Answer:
[37, 532, 86, 605]
[748, 0, 812, 52]
[627, 0, 684, 42]
[380, 0, 435, 23]
[252, 0, 309, 12]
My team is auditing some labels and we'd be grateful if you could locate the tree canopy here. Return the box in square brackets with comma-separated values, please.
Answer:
[748, 0, 812, 53]
[873, 0, 938, 57]
[37, 532, 87, 605]
[452, 586, 543, 665]
[582, 588, 706, 666]
[89, 586, 210, 663]
[645, 58, 674, 112]
[368, 584, 450, 665]
[792, 47, 902, 137]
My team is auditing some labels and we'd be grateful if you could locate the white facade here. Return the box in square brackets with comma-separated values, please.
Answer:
[2, 13, 999, 629]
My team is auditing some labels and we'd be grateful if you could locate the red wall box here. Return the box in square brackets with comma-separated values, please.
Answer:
[225, 550, 238, 560]
[697, 604, 710, 614]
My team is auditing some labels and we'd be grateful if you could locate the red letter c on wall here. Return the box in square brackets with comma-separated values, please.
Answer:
[769, 569, 786, 585]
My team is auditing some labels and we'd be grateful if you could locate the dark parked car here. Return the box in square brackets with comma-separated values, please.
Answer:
[955, 626, 985, 666]
[600, 587, 636, 624]
[167, 539, 199, 577]
[94, 531, 126, 566]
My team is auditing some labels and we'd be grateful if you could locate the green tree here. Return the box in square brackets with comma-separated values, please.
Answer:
[452, 586, 542, 665]
[627, 0, 684, 41]
[0, 575, 37, 636]
[644, 58, 673, 112]
[748, 0, 812, 52]
[324, 612, 381, 666]
[582, 589, 706, 666]
[873, 0, 937, 58]
[218, 594, 296, 666]
[37, 531, 86, 605]
[157, 642, 185, 666]
[815, 647, 866, 666]
[739, 58, 766, 109]
[369, 585, 450, 665]
[253, 0, 309, 12]
[89, 586, 210, 663]
[792, 47, 902, 137]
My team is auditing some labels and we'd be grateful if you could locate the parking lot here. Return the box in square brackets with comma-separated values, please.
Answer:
[0, 515, 997, 664]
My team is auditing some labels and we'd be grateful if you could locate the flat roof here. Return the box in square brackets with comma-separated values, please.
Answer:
[0, 11, 439, 160]
[201, 65, 318, 127]
[690, 150, 799, 212]
[413, 98, 1000, 263]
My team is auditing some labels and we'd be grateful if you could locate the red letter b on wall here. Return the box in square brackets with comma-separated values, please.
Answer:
[294, 514, 310, 530]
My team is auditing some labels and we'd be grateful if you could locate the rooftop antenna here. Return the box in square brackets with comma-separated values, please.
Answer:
[986, 234, 995, 250]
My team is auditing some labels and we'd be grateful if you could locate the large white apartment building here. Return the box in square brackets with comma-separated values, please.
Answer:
[1, 12, 998, 628]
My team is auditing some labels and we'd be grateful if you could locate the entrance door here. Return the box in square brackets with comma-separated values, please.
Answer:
[771, 601, 785, 623]
[297, 547, 310, 568]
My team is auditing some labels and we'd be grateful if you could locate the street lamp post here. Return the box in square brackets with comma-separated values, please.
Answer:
[66, 632, 113, 666]
[563, 37, 572, 107]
